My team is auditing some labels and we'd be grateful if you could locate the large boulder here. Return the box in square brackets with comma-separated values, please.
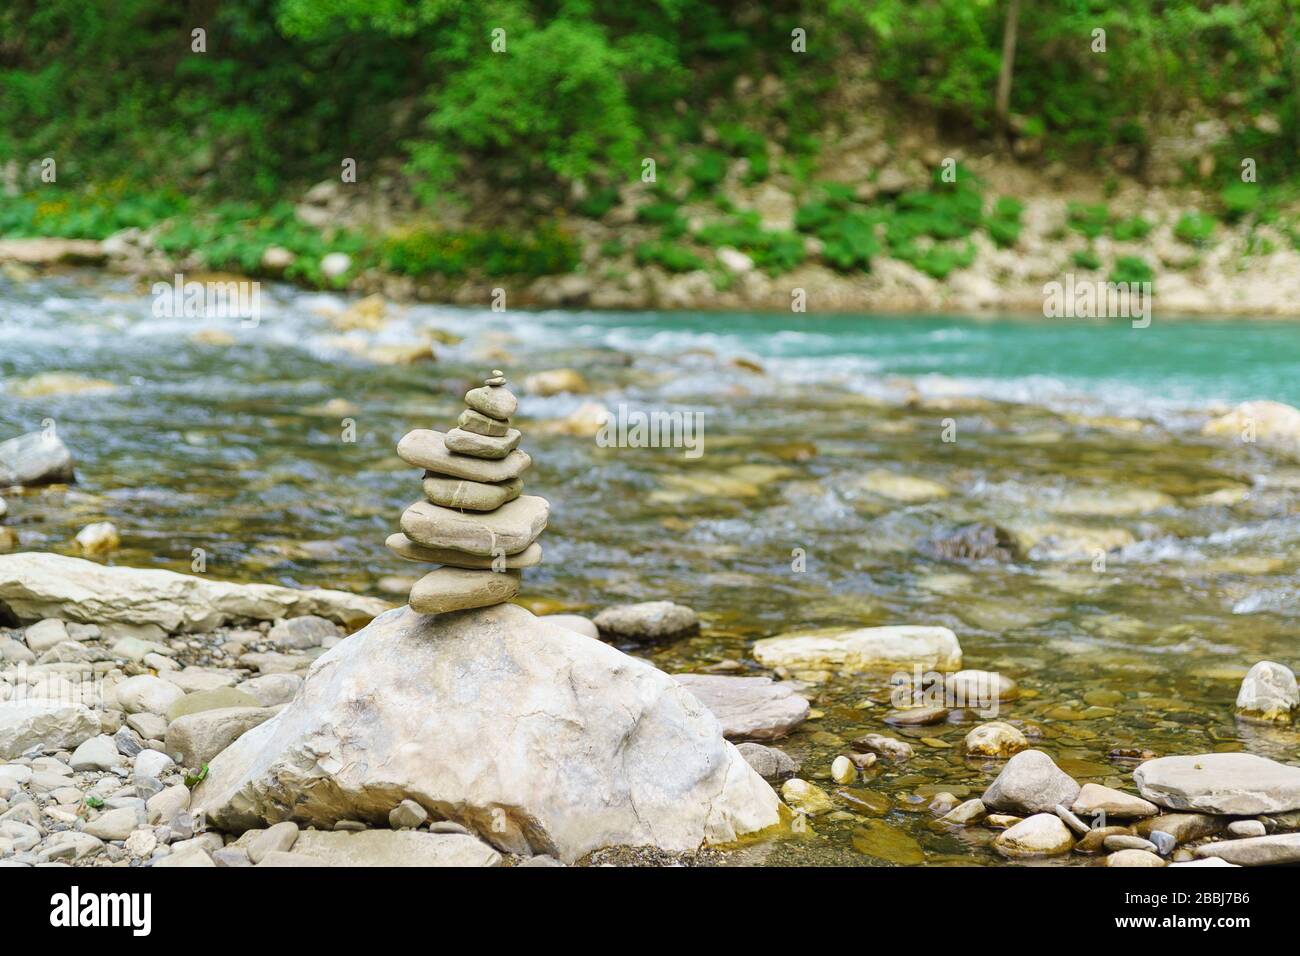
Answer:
[193, 604, 782, 863]
[0, 432, 75, 487]
[0, 552, 389, 632]
[0, 701, 101, 759]
[981, 749, 1081, 815]
[1202, 401, 1300, 459]
[1134, 752, 1300, 815]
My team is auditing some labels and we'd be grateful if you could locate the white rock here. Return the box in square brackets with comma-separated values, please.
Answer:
[982, 750, 1081, 815]
[0, 702, 101, 759]
[69, 735, 126, 771]
[83, 806, 142, 841]
[753, 625, 962, 672]
[536, 614, 598, 639]
[74, 522, 120, 555]
[165, 707, 277, 767]
[133, 749, 174, 781]
[286, 829, 500, 867]
[964, 721, 1028, 758]
[716, 247, 755, 274]
[146, 784, 190, 825]
[1235, 661, 1298, 722]
[1202, 401, 1300, 458]
[193, 605, 780, 863]
[593, 601, 698, 642]
[0, 552, 389, 632]
[1193, 833, 1300, 866]
[236, 673, 302, 707]
[320, 252, 352, 280]
[672, 674, 810, 740]
[23, 618, 70, 652]
[993, 813, 1075, 858]
[114, 676, 185, 716]
[1135, 753, 1300, 815]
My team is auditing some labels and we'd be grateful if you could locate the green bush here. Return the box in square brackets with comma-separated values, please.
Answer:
[1110, 216, 1153, 241]
[1219, 182, 1262, 222]
[382, 224, 579, 278]
[1072, 247, 1103, 270]
[1067, 202, 1111, 239]
[1109, 255, 1155, 285]
[634, 241, 706, 273]
[1174, 211, 1216, 246]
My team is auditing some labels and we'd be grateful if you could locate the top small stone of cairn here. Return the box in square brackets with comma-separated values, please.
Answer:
[389, 371, 549, 614]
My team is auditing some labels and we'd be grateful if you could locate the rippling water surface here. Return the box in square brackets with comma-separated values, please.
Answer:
[2, 271, 1298, 865]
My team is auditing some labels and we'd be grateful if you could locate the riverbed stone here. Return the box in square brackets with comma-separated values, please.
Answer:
[389, 800, 428, 830]
[1228, 820, 1267, 838]
[114, 675, 186, 716]
[290, 828, 501, 867]
[69, 734, 126, 772]
[443, 426, 522, 460]
[1009, 523, 1136, 560]
[1134, 813, 1220, 843]
[1071, 783, 1159, 819]
[165, 706, 277, 768]
[1074, 826, 1134, 854]
[408, 568, 521, 614]
[672, 674, 809, 740]
[235, 673, 302, 707]
[192, 604, 781, 863]
[982, 749, 1082, 815]
[1106, 848, 1166, 867]
[386, 533, 542, 570]
[946, 669, 1019, 708]
[782, 778, 834, 816]
[397, 430, 531, 482]
[964, 721, 1028, 758]
[23, 619, 70, 653]
[736, 742, 800, 780]
[857, 469, 949, 503]
[1202, 400, 1300, 459]
[267, 615, 342, 650]
[0, 431, 76, 487]
[754, 625, 962, 673]
[1193, 833, 1300, 866]
[940, 798, 988, 825]
[1234, 661, 1298, 722]
[993, 813, 1074, 858]
[400, 496, 548, 556]
[0, 701, 100, 759]
[83, 806, 143, 841]
[421, 474, 523, 512]
[593, 601, 699, 643]
[852, 733, 913, 762]
[0, 552, 388, 631]
[1134, 752, 1300, 815]
[166, 687, 261, 721]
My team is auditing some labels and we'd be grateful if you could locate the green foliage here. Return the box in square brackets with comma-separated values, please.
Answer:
[635, 241, 707, 273]
[1067, 203, 1111, 240]
[1111, 216, 1153, 241]
[1219, 182, 1262, 222]
[819, 214, 881, 271]
[687, 149, 730, 192]
[382, 223, 579, 278]
[1072, 247, 1103, 271]
[1110, 255, 1155, 285]
[987, 196, 1024, 248]
[1174, 211, 1217, 246]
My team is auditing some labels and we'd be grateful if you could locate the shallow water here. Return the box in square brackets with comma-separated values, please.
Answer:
[2, 271, 1299, 865]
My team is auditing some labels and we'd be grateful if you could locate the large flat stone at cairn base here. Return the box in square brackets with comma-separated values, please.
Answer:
[751, 625, 962, 672]
[1133, 752, 1300, 815]
[422, 474, 522, 512]
[409, 568, 521, 614]
[191, 604, 782, 862]
[0, 552, 389, 631]
[398, 429, 530, 483]
[401, 495, 549, 556]
[387, 533, 543, 569]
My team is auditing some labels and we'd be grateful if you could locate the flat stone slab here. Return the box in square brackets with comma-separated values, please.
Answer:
[0, 431, 76, 487]
[0, 552, 389, 632]
[1070, 783, 1159, 819]
[287, 829, 501, 867]
[409, 568, 521, 614]
[0, 701, 101, 759]
[398, 429, 530, 482]
[386, 533, 542, 569]
[1193, 833, 1300, 866]
[753, 625, 962, 672]
[422, 474, 522, 512]
[673, 674, 810, 741]
[1134, 752, 1300, 815]
[400, 496, 548, 556]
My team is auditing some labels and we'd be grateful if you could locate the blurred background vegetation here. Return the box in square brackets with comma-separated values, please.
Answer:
[1, 0, 1296, 286]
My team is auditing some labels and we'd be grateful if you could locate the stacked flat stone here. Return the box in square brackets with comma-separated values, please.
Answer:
[387, 371, 548, 614]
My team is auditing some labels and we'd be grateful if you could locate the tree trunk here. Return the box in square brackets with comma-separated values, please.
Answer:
[995, 0, 1022, 146]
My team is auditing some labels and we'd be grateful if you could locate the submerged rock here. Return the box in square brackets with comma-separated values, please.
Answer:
[1202, 401, 1300, 459]
[918, 523, 1018, 562]
[964, 721, 1028, 758]
[753, 625, 962, 673]
[594, 601, 699, 643]
[0, 552, 388, 631]
[672, 674, 810, 740]
[735, 742, 800, 780]
[1235, 661, 1298, 722]
[193, 604, 780, 863]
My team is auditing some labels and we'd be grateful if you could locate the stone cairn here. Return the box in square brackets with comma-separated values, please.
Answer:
[387, 371, 549, 614]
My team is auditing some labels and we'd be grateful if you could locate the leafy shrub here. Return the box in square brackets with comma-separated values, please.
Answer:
[634, 241, 706, 273]
[1109, 255, 1155, 285]
[1219, 182, 1261, 222]
[1110, 216, 1153, 241]
[1174, 212, 1216, 246]
[382, 224, 579, 278]
[1067, 202, 1110, 239]
[1072, 247, 1102, 270]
